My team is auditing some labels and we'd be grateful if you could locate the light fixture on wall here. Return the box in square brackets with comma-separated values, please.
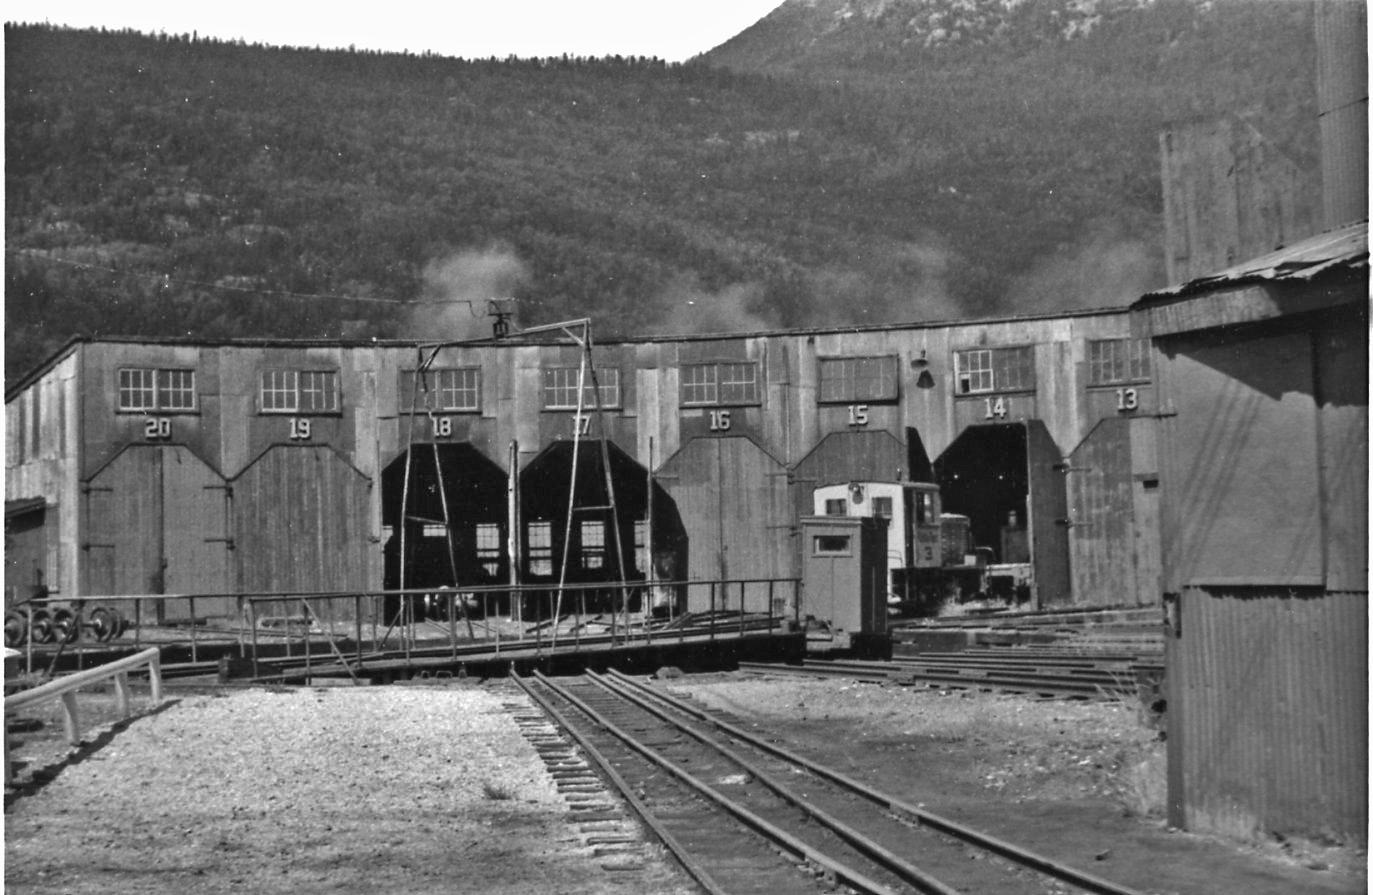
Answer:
[912, 350, 936, 389]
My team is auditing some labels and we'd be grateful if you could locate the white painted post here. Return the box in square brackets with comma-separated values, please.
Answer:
[60, 691, 81, 745]
[114, 671, 131, 716]
[149, 652, 163, 704]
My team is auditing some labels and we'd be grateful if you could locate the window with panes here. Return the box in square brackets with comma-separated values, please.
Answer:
[527, 521, 553, 576]
[475, 523, 502, 576]
[1087, 338, 1151, 385]
[680, 362, 760, 406]
[260, 369, 339, 413]
[406, 368, 481, 412]
[542, 367, 620, 410]
[580, 520, 606, 570]
[118, 368, 197, 412]
[954, 347, 1035, 394]
[818, 356, 899, 403]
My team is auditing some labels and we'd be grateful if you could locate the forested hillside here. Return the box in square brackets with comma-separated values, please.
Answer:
[5, 4, 1317, 384]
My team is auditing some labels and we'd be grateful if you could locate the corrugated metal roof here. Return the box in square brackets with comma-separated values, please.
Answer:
[1140, 220, 1369, 302]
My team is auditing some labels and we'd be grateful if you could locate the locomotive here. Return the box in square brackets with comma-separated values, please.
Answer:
[810, 480, 1033, 617]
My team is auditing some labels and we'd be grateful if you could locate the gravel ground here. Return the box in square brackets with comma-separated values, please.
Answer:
[5, 682, 695, 895]
[5, 673, 1366, 895]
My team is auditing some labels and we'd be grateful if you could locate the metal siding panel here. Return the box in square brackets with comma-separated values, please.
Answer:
[1316, 318, 1369, 592]
[1159, 330, 1323, 586]
[1175, 587, 1368, 842]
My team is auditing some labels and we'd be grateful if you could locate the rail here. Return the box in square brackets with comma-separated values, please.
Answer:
[4, 646, 163, 784]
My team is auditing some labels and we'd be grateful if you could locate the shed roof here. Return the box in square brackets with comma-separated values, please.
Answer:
[1138, 220, 1368, 303]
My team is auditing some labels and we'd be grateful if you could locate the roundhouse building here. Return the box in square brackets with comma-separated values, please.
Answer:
[5, 307, 1163, 618]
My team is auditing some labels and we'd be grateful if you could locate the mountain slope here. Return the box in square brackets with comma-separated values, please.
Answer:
[5, 7, 1318, 384]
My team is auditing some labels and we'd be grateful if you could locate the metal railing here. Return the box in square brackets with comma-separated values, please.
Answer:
[7, 577, 802, 678]
[4, 646, 163, 783]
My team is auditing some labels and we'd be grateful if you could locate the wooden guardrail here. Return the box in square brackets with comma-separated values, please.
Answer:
[4, 647, 163, 784]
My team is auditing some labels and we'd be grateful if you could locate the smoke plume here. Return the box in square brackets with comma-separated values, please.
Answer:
[404, 245, 531, 341]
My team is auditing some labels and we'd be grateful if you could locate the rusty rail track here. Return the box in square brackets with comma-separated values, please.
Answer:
[740, 653, 1163, 700]
[515, 669, 1149, 895]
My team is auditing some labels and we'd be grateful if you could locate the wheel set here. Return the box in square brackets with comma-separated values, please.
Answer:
[3, 605, 126, 648]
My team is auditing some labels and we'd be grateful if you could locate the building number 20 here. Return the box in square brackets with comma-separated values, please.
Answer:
[144, 417, 171, 440]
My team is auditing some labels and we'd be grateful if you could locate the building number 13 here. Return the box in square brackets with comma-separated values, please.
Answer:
[1116, 388, 1139, 412]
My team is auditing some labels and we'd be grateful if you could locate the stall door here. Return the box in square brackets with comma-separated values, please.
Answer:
[84, 445, 231, 619]
[659, 436, 793, 584]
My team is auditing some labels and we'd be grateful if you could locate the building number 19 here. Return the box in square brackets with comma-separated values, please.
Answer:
[289, 418, 312, 440]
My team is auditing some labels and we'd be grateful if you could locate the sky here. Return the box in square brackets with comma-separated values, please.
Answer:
[7, 1, 786, 62]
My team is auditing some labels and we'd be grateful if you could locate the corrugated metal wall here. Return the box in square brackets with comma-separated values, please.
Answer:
[1168, 586, 1368, 841]
[1156, 328, 1324, 589]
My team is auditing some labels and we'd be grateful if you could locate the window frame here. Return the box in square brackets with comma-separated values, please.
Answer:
[259, 368, 341, 415]
[812, 534, 853, 557]
[526, 520, 554, 577]
[404, 367, 482, 413]
[542, 366, 621, 411]
[116, 367, 199, 414]
[680, 361, 761, 407]
[954, 346, 1036, 395]
[1086, 338, 1152, 387]
[817, 356, 900, 404]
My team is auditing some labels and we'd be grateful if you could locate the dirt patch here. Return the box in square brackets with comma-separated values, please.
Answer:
[667, 674, 1366, 895]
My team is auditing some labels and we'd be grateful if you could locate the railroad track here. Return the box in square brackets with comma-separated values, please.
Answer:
[739, 651, 1164, 699]
[514, 668, 1149, 895]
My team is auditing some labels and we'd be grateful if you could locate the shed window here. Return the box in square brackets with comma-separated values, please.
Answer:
[813, 534, 852, 556]
[260, 370, 339, 414]
[681, 362, 760, 406]
[818, 356, 899, 403]
[824, 498, 847, 516]
[872, 496, 893, 518]
[527, 521, 553, 576]
[118, 368, 197, 413]
[1087, 338, 1151, 385]
[954, 347, 1034, 394]
[475, 522, 502, 576]
[405, 368, 481, 412]
[543, 367, 620, 410]
[580, 520, 606, 570]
